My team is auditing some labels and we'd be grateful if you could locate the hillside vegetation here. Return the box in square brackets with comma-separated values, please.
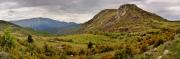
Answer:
[0, 4, 180, 59]
[81, 4, 168, 33]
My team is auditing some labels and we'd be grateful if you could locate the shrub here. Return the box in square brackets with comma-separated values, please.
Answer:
[0, 28, 15, 49]
[27, 35, 33, 43]
[175, 27, 180, 33]
[0, 52, 10, 59]
[88, 41, 93, 49]
[79, 49, 85, 55]
[139, 44, 148, 53]
[113, 46, 133, 59]
[44, 43, 50, 53]
[113, 50, 124, 59]
[26, 43, 36, 54]
[101, 47, 113, 53]
[98, 45, 114, 53]
[65, 50, 76, 55]
[59, 51, 67, 59]
[43, 43, 55, 56]
[154, 39, 164, 47]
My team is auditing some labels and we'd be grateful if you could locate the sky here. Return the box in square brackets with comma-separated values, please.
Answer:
[0, 0, 180, 23]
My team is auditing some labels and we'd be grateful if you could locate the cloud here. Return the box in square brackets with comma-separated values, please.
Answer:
[130, 0, 180, 20]
[0, 0, 180, 23]
[0, 2, 19, 10]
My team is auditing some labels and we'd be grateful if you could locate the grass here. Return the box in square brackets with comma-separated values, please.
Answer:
[1, 20, 180, 59]
[168, 34, 180, 59]
[0, 26, 179, 59]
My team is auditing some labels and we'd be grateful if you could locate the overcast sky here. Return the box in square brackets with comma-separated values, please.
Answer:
[0, 0, 180, 23]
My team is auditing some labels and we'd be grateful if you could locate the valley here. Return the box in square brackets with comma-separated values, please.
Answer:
[0, 4, 180, 59]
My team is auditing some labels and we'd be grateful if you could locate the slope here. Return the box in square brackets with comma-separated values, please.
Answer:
[81, 4, 168, 33]
[0, 20, 48, 36]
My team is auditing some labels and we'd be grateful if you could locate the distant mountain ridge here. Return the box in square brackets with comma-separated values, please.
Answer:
[11, 17, 80, 34]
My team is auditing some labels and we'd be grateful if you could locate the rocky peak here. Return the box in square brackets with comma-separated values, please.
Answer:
[118, 4, 138, 10]
[117, 4, 144, 18]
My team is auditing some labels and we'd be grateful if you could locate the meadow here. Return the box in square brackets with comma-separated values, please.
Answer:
[0, 23, 180, 59]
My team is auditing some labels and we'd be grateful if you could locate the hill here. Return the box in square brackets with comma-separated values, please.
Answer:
[81, 4, 168, 33]
[77, 4, 180, 59]
[0, 20, 50, 36]
[11, 17, 80, 34]
[0, 20, 30, 35]
[1, 4, 180, 59]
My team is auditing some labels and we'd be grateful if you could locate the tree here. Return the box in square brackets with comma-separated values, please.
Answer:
[88, 41, 93, 49]
[27, 35, 33, 43]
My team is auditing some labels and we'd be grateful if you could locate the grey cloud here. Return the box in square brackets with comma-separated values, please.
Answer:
[0, 0, 180, 23]
[0, 0, 137, 14]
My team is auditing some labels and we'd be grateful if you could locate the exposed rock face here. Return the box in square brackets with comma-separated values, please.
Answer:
[117, 4, 150, 20]
[118, 4, 136, 16]
[118, 4, 137, 18]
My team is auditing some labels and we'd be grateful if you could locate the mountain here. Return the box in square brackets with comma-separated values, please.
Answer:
[81, 4, 168, 33]
[11, 17, 80, 34]
[1, 4, 180, 59]
[78, 4, 180, 58]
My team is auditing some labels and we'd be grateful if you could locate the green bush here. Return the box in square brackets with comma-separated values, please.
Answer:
[59, 51, 67, 59]
[43, 43, 56, 56]
[100, 46, 114, 53]
[27, 35, 33, 43]
[26, 43, 36, 54]
[88, 41, 93, 49]
[113, 49, 132, 59]
[113, 46, 133, 59]
[0, 28, 15, 49]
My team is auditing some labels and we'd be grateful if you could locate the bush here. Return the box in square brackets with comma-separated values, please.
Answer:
[65, 50, 76, 55]
[79, 49, 85, 55]
[113, 46, 133, 59]
[154, 39, 164, 47]
[43, 43, 55, 56]
[88, 41, 93, 49]
[27, 35, 33, 43]
[26, 43, 36, 54]
[100, 46, 114, 53]
[175, 27, 180, 33]
[0, 28, 15, 49]
[0, 52, 10, 59]
[59, 51, 67, 59]
[139, 44, 148, 53]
